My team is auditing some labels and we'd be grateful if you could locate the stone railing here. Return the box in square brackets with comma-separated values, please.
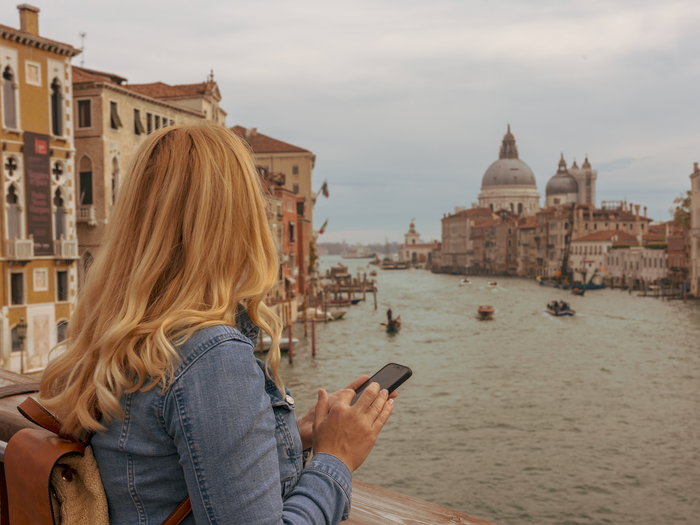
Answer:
[53, 238, 78, 259]
[5, 238, 33, 260]
[0, 369, 498, 525]
[77, 205, 97, 226]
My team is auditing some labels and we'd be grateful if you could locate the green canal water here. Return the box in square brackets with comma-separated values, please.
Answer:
[277, 256, 700, 525]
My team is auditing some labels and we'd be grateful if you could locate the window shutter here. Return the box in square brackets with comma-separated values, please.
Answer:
[110, 102, 123, 128]
[134, 110, 146, 134]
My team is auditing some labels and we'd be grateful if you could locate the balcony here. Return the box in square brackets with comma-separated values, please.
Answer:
[77, 205, 97, 226]
[53, 238, 78, 259]
[5, 238, 33, 260]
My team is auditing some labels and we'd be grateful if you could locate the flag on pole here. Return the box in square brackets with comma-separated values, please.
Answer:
[320, 180, 329, 198]
[318, 218, 329, 235]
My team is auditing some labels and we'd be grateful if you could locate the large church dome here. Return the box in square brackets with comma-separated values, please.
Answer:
[546, 154, 579, 195]
[480, 126, 537, 189]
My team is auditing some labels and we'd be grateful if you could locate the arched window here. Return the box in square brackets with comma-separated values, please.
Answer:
[510, 203, 514, 212]
[2, 67, 17, 129]
[51, 78, 63, 136]
[54, 188, 65, 240]
[79, 156, 93, 205]
[56, 320, 68, 343]
[518, 203, 523, 215]
[6, 184, 20, 239]
[489, 204, 493, 211]
[111, 157, 119, 205]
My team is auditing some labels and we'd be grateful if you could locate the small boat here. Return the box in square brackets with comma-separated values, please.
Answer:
[386, 317, 402, 332]
[546, 301, 575, 317]
[350, 298, 362, 305]
[369, 270, 378, 277]
[260, 335, 300, 352]
[295, 308, 346, 322]
[571, 287, 585, 296]
[488, 281, 498, 288]
[459, 278, 471, 286]
[477, 305, 495, 319]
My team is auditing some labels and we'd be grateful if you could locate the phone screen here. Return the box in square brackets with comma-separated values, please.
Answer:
[350, 363, 412, 406]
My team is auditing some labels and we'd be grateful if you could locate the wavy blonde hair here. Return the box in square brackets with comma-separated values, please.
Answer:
[40, 123, 282, 435]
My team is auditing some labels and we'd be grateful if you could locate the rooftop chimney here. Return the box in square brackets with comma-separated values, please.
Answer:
[634, 204, 640, 221]
[694, 162, 699, 173]
[18, 4, 40, 36]
[644, 206, 647, 218]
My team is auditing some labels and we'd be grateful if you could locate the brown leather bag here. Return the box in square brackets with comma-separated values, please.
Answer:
[3, 397, 192, 525]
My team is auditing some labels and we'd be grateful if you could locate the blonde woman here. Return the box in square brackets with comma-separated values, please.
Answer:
[39, 123, 394, 524]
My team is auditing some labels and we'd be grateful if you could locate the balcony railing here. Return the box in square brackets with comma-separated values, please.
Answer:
[77, 205, 97, 226]
[5, 238, 33, 260]
[53, 238, 78, 259]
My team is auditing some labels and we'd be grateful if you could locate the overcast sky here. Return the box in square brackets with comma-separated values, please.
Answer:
[4, 0, 699, 243]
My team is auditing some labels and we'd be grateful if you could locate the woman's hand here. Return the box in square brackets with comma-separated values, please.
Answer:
[312, 382, 394, 473]
[297, 376, 397, 450]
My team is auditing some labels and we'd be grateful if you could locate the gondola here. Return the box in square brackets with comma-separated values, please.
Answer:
[386, 317, 402, 332]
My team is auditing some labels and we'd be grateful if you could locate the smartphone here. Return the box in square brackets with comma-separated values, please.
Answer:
[350, 363, 413, 406]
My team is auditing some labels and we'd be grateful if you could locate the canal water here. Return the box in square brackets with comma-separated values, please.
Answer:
[278, 256, 700, 525]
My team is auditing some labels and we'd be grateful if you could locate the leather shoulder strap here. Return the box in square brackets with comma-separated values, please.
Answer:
[0, 381, 40, 399]
[18, 397, 80, 443]
[162, 496, 191, 525]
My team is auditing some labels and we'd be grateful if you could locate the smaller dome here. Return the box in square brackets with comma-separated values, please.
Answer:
[546, 154, 579, 195]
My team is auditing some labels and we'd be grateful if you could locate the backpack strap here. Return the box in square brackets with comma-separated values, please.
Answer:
[163, 496, 192, 525]
[18, 397, 81, 443]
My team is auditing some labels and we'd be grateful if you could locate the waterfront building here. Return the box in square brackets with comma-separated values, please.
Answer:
[570, 230, 636, 284]
[73, 67, 210, 282]
[663, 221, 690, 286]
[604, 243, 668, 286]
[0, 5, 81, 371]
[477, 126, 540, 216]
[516, 216, 537, 277]
[398, 220, 437, 267]
[690, 162, 700, 296]
[232, 127, 316, 306]
[439, 207, 494, 273]
[484, 212, 518, 275]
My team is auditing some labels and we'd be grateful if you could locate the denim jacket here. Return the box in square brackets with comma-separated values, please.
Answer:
[91, 317, 351, 525]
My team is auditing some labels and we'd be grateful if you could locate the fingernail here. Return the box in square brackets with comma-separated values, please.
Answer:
[388, 399, 394, 406]
[380, 389, 389, 397]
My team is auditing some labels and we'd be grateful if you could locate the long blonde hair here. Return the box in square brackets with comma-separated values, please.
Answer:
[40, 123, 282, 435]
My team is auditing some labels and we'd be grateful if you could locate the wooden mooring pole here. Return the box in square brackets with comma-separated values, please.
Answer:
[312, 316, 316, 357]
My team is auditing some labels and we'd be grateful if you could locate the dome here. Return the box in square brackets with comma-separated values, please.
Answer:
[481, 158, 537, 187]
[546, 154, 579, 195]
[480, 125, 537, 188]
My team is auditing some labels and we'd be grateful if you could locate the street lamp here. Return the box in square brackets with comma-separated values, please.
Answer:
[16, 317, 27, 375]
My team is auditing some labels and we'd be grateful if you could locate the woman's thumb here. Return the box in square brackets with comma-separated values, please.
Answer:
[314, 389, 329, 428]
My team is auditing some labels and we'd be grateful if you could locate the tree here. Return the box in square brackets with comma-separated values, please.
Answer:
[671, 190, 691, 229]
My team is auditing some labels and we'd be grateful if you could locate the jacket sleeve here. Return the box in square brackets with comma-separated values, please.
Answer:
[162, 337, 351, 525]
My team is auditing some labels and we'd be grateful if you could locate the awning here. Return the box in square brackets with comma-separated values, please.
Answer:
[285, 276, 297, 284]
[110, 102, 123, 129]
[134, 111, 146, 134]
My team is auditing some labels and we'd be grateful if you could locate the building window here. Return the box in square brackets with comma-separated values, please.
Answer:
[134, 109, 145, 135]
[292, 165, 299, 175]
[111, 158, 119, 205]
[293, 184, 299, 194]
[77, 100, 91, 128]
[289, 222, 295, 243]
[518, 203, 523, 214]
[6, 184, 20, 239]
[154, 115, 161, 130]
[56, 270, 68, 302]
[110, 101, 122, 129]
[10, 272, 23, 305]
[296, 201, 304, 216]
[33, 268, 49, 292]
[147, 113, 153, 134]
[11, 326, 21, 353]
[51, 78, 63, 136]
[54, 188, 65, 240]
[79, 156, 93, 205]
[56, 320, 68, 343]
[2, 66, 18, 129]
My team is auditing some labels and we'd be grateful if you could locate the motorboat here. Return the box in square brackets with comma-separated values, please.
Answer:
[369, 270, 378, 277]
[296, 308, 346, 322]
[459, 278, 471, 286]
[477, 305, 495, 319]
[488, 281, 498, 288]
[546, 301, 575, 317]
[260, 335, 300, 352]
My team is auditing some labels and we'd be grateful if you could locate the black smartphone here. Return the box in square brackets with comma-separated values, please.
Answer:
[350, 363, 413, 406]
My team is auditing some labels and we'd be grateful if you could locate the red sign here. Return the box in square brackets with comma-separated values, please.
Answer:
[34, 137, 48, 155]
